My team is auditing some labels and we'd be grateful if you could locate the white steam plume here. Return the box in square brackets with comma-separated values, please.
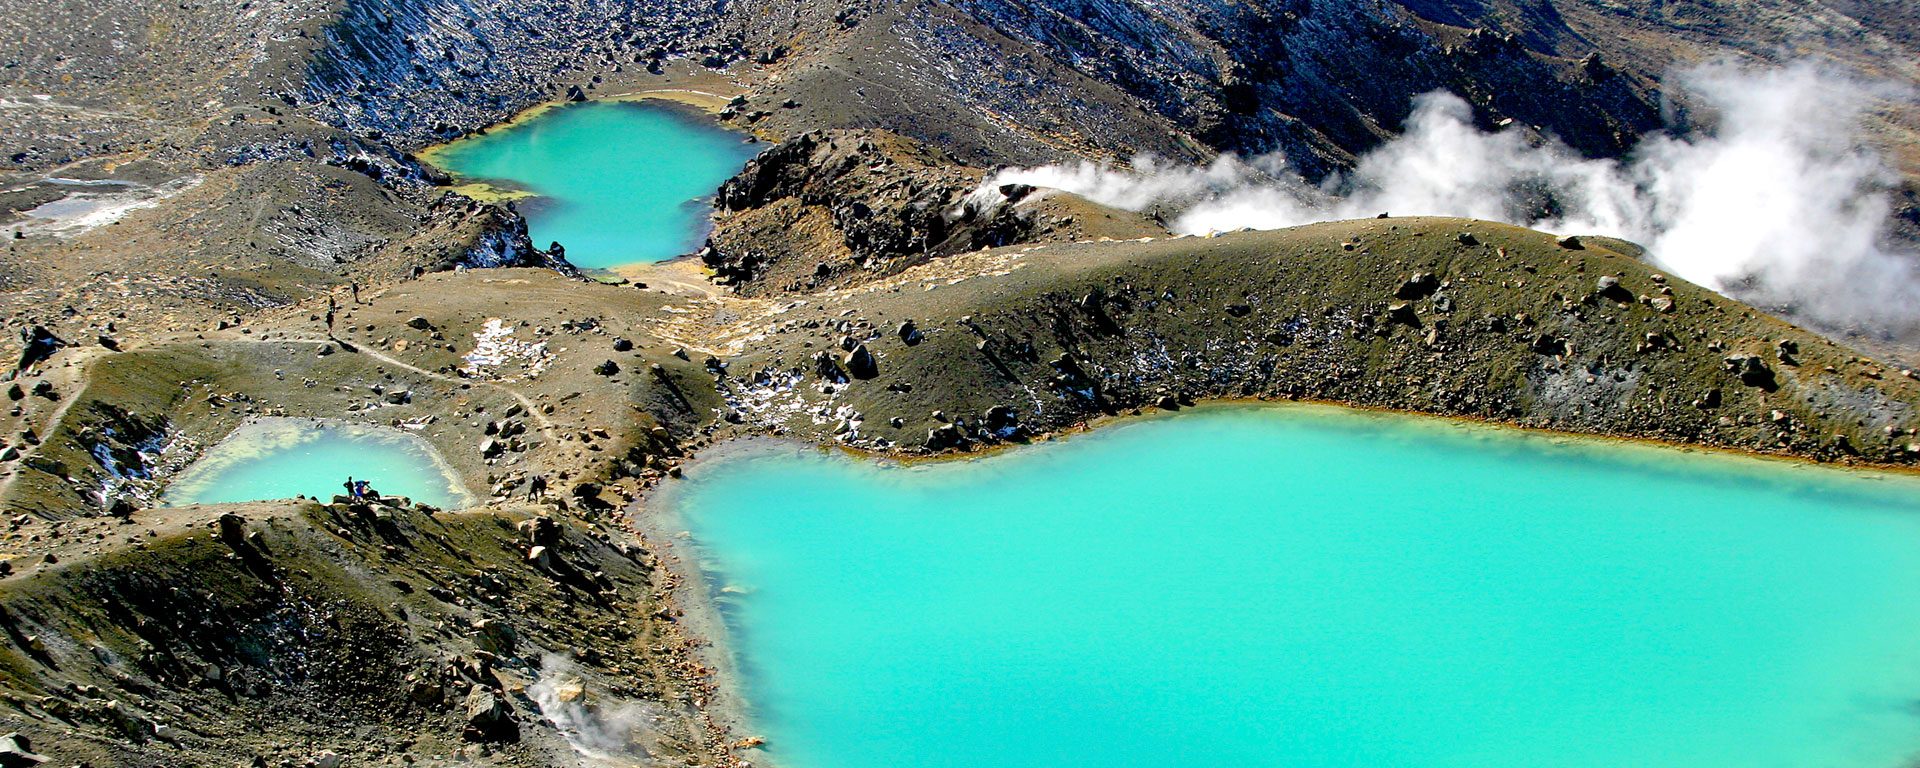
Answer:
[529, 653, 663, 766]
[974, 62, 1920, 333]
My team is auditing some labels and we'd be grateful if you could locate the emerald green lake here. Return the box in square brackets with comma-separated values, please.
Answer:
[427, 100, 757, 269]
[166, 418, 471, 509]
[672, 405, 1920, 768]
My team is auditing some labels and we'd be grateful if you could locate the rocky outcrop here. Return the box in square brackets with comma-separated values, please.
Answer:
[703, 130, 1037, 294]
[428, 195, 577, 274]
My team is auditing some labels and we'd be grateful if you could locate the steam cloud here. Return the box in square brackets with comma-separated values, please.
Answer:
[974, 63, 1920, 334]
[529, 654, 662, 766]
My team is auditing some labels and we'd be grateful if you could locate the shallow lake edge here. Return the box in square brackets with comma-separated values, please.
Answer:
[415, 89, 747, 204]
[632, 398, 1920, 764]
[161, 415, 479, 509]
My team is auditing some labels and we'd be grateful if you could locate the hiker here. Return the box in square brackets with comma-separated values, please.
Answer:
[528, 474, 548, 500]
[343, 476, 357, 499]
[350, 281, 361, 304]
[353, 479, 375, 500]
[325, 296, 337, 336]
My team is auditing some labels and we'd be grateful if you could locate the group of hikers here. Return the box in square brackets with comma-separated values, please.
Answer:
[338, 474, 548, 503]
[323, 282, 361, 338]
[342, 476, 381, 501]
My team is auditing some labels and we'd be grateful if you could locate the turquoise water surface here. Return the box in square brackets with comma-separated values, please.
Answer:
[673, 405, 1920, 768]
[167, 418, 471, 508]
[427, 100, 758, 269]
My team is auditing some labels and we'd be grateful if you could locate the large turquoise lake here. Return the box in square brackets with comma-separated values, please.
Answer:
[672, 405, 1920, 768]
[426, 100, 757, 269]
[167, 418, 471, 509]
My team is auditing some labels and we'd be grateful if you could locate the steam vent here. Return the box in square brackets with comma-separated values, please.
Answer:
[4, 1, 1920, 766]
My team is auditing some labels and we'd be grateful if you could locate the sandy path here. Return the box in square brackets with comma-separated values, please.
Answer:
[274, 335, 562, 443]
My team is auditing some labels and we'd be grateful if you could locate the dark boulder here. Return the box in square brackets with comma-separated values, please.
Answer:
[1595, 276, 1633, 303]
[844, 344, 879, 379]
[0, 732, 47, 767]
[1394, 272, 1439, 300]
[462, 686, 518, 743]
[926, 423, 964, 450]
[1386, 302, 1420, 326]
[1530, 334, 1569, 357]
[812, 351, 846, 382]
[1724, 354, 1779, 391]
[984, 406, 1024, 438]
[15, 326, 64, 372]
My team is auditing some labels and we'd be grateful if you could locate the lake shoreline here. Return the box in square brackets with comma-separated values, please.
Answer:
[417, 93, 761, 268]
[415, 85, 752, 204]
[163, 415, 478, 509]
[635, 398, 1920, 766]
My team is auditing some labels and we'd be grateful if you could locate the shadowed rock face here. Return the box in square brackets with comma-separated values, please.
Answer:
[942, 0, 1661, 172]
[299, 0, 728, 147]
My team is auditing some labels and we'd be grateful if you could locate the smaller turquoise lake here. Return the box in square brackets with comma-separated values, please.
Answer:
[673, 405, 1920, 768]
[166, 418, 471, 509]
[427, 100, 759, 269]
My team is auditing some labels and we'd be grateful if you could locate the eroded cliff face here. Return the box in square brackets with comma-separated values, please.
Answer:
[297, 0, 730, 146]
[941, 0, 1661, 173]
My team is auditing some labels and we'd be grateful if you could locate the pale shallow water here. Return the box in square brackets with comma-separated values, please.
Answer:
[673, 405, 1920, 768]
[427, 100, 757, 269]
[166, 418, 471, 508]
